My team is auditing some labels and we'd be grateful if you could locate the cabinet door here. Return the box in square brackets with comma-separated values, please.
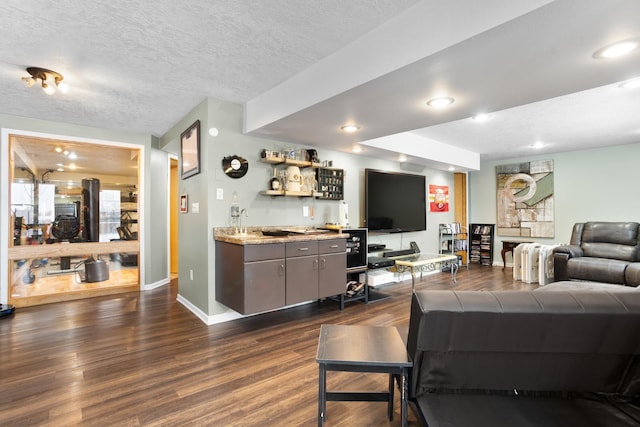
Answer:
[286, 255, 319, 305]
[244, 259, 286, 314]
[319, 252, 347, 298]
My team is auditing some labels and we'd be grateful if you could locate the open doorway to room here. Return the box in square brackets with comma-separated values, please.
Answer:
[5, 133, 142, 307]
[454, 172, 468, 264]
[169, 157, 178, 279]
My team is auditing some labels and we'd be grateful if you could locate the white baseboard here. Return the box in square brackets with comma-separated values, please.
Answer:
[143, 278, 170, 291]
[176, 294, 244, 325]
[177, 294, 321, 326]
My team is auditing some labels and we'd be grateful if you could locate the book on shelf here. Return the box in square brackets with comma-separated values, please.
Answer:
[472, 224, 494, 235]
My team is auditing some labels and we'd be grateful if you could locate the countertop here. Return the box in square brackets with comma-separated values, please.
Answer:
[213, 227, 348, 245]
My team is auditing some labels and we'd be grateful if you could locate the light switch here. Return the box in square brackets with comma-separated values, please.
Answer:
[192, 202, 199, 213]
[216, 188, 223, 200]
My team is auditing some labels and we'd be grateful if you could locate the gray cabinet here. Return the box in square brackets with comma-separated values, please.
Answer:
[285, 239, 347, 304]
[318, 239, 347, 298]
[216, 237, 346, 314]
[286, 241, 319, 305]
[215, 241, 285, 314]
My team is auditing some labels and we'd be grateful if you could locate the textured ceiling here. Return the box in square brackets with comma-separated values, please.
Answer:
[1, 0, 639, 172]
[0, 0, 419, 136]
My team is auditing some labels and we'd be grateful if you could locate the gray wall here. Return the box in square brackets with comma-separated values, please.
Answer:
[147, 142, 169, 284]
[469, 142, 640, 263]
[160, 99, 212, 313]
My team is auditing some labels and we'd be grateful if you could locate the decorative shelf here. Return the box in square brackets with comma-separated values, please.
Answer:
[260, 157, 321, 168]
[259, 190, 323, 198]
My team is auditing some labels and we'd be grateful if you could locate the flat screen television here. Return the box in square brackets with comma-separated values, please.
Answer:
[365, 168, 427, 233]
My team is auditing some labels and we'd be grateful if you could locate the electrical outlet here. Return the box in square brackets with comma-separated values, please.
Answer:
[216, 188, 223, 200]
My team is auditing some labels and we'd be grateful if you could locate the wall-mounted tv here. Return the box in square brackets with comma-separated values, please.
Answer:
[365, 169, 426, 233]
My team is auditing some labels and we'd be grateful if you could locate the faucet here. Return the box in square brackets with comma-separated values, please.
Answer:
[239, 208, 248, 234]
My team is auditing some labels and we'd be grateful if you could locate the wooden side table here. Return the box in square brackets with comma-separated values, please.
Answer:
[501, 240, 532, 269]
[316, 324, 412, 426]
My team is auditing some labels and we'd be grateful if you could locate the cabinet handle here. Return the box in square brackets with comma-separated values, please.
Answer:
[298, 247, 309, 252]
[279, 264, 285, 276]
[329, 245, 339, 248]
[313, 259, 318, 270]
[320, 258, 326, 269]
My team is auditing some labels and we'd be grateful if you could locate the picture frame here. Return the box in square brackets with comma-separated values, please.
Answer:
[180, 120, 201, 179]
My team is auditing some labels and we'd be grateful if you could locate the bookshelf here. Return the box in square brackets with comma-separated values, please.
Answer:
[439, 223, 467, 268]
[469, 223, 495, 266]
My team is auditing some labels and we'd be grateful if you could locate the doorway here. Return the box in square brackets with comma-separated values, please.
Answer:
[169, 157, 179, 279]
[5, 132, 142, 307]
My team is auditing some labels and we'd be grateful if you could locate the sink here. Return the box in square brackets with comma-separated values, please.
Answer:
[261, 230, 290, 237]
[280, 227, 330, 235]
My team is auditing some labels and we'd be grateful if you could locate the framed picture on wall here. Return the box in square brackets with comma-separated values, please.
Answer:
[180, 120, 201, 179]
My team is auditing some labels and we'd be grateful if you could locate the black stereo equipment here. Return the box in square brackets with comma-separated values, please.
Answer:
[368, 257, 396, 269]
[382, 248, 416, 258]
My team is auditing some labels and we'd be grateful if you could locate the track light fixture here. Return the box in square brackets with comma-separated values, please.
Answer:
[21, 67, 69, 95]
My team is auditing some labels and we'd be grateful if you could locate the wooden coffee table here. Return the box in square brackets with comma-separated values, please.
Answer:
[316, 324, 412, 426]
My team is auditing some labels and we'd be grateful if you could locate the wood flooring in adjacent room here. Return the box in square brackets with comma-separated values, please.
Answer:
[0, 265, 537, 426]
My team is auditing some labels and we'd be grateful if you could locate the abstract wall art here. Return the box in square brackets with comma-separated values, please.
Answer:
[496, 160, 554, 238]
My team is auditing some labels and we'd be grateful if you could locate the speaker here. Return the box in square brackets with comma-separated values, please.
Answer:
[81, 178, 100, 242]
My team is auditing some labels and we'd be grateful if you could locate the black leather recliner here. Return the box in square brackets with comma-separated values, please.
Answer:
[553, 221, 640, 286]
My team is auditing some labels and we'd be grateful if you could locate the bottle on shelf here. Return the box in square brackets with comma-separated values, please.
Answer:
[269, 168, 281, 191]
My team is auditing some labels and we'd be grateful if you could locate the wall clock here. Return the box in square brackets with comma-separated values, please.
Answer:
[222, 155, 249, 178]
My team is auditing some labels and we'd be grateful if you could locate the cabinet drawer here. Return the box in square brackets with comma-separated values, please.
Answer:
[286, 241, 319, 257]
[244, 243, 285, 262]
[319, 239, 346, 254]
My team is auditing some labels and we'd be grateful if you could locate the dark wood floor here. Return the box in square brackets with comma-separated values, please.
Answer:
[0, 265, 537, 426]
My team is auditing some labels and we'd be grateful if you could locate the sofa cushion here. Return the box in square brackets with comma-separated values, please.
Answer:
[625, 263, 640, 287]
[537, 281, 638, 292]
[567, 257, 628, 284]
[415, 394, 640, 427]
[581, 222, 640, 261]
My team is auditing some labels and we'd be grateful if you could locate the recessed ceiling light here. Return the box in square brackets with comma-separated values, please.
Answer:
[593, 38, 639, 59]
[398, 154, 407, 162]
[620, 77, 640, 89]
[55, 147, 62, 153]
[68, 152, 77, 159]
[340, 124, 360, 133]
[57, 167, 64, 172]
[472, 113, 491, 122]
[448, 166, 456, 171]
[427, 97, 454, 108]
[532, 141, 545, 149]
[351, 145, 362, 153]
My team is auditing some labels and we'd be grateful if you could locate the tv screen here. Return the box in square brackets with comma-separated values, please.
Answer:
[365, 169, 427, 233]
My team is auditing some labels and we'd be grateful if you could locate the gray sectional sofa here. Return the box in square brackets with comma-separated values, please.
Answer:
[406, 289, 640, 426]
